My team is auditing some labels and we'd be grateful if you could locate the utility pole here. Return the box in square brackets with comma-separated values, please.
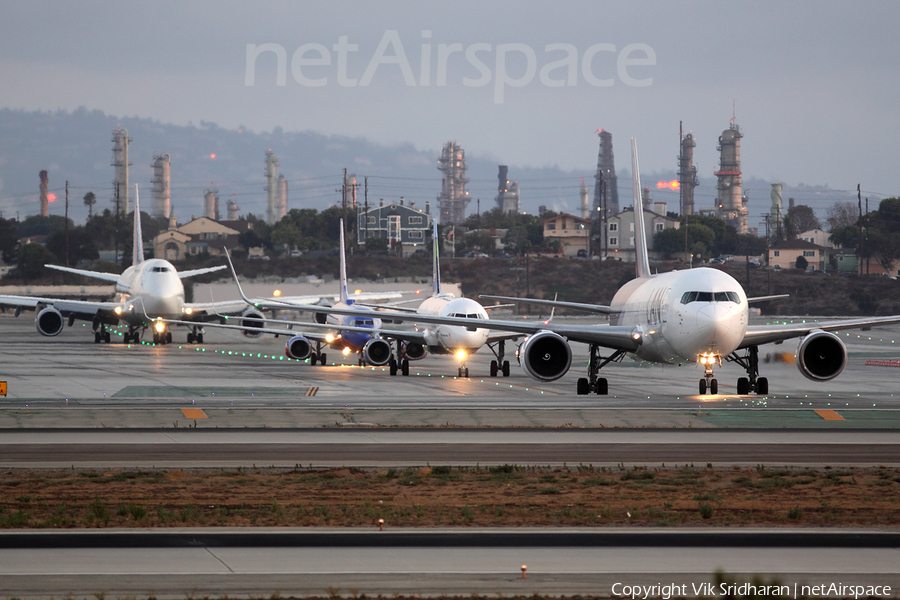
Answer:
[114, 182, 121, 268]
[865, 197, 870, 275]
[364, 176, 369, 246]
[65, 180, 70, 266]
[857, 184, 863, 276]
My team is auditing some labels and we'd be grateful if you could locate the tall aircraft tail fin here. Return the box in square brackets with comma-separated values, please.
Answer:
[631, 138, 651, 279]
[432, 220, 441, 296]
[132, 184, 144, 266]
[338, 218, 349, 304]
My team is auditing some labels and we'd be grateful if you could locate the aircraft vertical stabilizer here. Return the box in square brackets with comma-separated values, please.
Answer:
[133, 184, 144, 266]
[432, 221, 441, 296]
[338, 219, 350, 304]
[631, 138, 651, 279]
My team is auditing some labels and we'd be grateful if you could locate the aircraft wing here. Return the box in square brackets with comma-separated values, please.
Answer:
[479, 295, 612, 315]
[44, 264, 121, 283]
[158, 313, 429, 345]
[0, 294, 124, 320]
[739, 315, 900, 349]
[178, 265, 228, 279]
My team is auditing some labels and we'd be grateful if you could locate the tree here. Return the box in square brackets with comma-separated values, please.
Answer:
[17, 243, 56, 279]
[784, 205, 821, 239]
[46, 228, 99, 266]
[83, 191, 97, 220]
[795, 255, 808, 271]
[0, 218, 17, 264]
[17, 214, 74, 238]
[826, 201, 857, 231]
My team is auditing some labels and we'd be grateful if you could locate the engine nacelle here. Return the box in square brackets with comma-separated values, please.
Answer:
[314, 312, 328, 325]
[363, 338, 392, 366]
[518, 331, 572, 382]
[35, 306, 64, 337]
[285, 335, 313, 360]
[240, 307, 265, 337]
[400, 341, 427, 361]
[795, 330, 847, 382]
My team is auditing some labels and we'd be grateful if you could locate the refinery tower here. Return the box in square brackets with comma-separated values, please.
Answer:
[714, 122, 749, 233]
[593, 130, 619, 217]
[437, 141, 470, 224]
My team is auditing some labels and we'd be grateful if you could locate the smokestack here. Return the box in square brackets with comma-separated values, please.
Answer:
[265, 151, 278, 224]
[111, 129, 132, 215]
[276, 174, 288, 220]
[227, 199, 239, 221]
[151, 153, 171, 218]
[39, 170, 49, 217]
[204, 189, 219, 220]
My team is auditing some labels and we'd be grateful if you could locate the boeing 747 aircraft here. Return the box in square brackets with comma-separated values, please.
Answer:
[0, 185, 259, 344]
[248, 139, 900, 395]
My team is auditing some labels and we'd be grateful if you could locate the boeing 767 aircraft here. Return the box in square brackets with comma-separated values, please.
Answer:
[240, 139, 900, 395]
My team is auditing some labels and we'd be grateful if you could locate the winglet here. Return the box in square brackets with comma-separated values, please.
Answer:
[338, 218, 350, 304]
[432, 220, 441, 296]
[631, 138, 651, 279]
[132, 184, 144, 266]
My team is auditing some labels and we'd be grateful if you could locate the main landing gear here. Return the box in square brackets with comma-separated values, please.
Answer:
[488, 340, 511, 378]
[726, 345, 769, 395]
[123, 327, 143, 344]
[186, 326, 204, 345]
[576, 345, 625, 395]
[388, 342, 409, 376]
[308, 341, 327, 366]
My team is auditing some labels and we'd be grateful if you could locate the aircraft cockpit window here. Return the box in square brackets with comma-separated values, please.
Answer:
[354, 319, 375, 327]
[681, 291, 740, 304]
[466, 313, 482, 319]
[151, 267, 170, 273]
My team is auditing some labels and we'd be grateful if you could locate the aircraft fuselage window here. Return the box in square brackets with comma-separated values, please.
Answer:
[680, 291, 740, 304]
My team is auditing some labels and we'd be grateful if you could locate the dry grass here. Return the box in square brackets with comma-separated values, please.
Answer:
[2, 464, 899, 529]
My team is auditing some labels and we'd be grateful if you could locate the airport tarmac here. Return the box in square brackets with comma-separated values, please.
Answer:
[1, 314, 899, 429]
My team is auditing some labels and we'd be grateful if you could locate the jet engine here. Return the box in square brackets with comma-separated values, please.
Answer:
[362, 338, 392, 366]
[518, 331, 572, 382]
[240, 307, 265, 337]
[400, 341, 427, 361]
[285, 335, 313, 360]
[795, 330, 847, 382]
[35, 306, 64, 336]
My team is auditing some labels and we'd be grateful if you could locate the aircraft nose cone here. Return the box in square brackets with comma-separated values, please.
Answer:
[696, 303, 742, 350]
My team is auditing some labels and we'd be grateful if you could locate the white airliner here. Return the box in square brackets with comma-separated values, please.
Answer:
[0, 185, 261, 344]
[253, 139, 900, 396]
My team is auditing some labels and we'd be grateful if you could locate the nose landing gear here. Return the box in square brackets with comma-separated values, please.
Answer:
[698, 353, 721, 395]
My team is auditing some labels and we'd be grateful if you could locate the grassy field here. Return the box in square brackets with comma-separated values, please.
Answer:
[2, 464, 899, 529]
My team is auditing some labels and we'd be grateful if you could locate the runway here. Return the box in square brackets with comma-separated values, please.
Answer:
[1, 529, 898, 599]
[2, 315, 900, 430]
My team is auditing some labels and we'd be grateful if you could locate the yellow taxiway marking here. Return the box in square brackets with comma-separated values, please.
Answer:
[0, 381, 6, 396]
[814, 409, 844, 421]
[181, 408, 208, 419]
[305, 387, 319, 396]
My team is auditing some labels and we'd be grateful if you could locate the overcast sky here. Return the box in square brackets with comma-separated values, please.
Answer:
[1, 0, 897, 198]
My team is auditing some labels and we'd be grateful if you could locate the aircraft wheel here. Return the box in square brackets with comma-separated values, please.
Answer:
[464, 368, 469, 378]
[197, 334, 203, 344]
[457, 367, 463, 377]
[390, 361, 398, 376]
[104, 331, 111, 344]
[577, 378, 589, 395]
[153, 332, 159, 344]
[756, 377, 769, 395]
[319, 353, 327, 365]
[94, 332, 101, 344]
[309, 354, 318, 366]
[737, 377, 750, 395]
[699, 379, 707, 394]
[710, 379, 718, 395]
[401, 360, 409, 376]
[166, 332, 173, 344]
[187, 332, 195, 344]
[490, 360, 498, 377]
[502, 361, 510, 377]
[596, 378, 608, 395]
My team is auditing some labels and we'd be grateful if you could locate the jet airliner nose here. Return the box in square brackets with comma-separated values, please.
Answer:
[695, 303, 742, 351]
